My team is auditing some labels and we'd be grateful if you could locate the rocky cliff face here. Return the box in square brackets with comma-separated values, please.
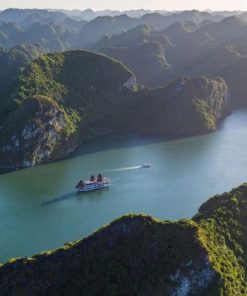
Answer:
[166, 76, 230, 120]
[2, 183, 247, 295]
[0, 50, 135, 168]
[0, 96, 75, 168]
[0, 50, 231, 168]
[0, 216, 215, 296]
[131, 76, 230, 135]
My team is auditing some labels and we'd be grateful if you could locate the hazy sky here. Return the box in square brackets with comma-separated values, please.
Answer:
[1, 0, 247, 11]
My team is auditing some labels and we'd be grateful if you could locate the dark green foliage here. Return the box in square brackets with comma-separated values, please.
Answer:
[0, 49, 135, 167]
[0, 95, 73, 167]
[0, 215, 210, 296]
[128, 76, 230, 135]
[101, 41, 171, 86]
[96, 24, 173, 86]
[10, 50, 133, 127]
[0, 43, 44, 96]
[194, 184, 247, 295]
[2, 184, 247, 295]
[0, 49, 230, 168]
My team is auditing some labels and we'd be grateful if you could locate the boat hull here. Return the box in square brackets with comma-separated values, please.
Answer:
[77, 181, 110, 193]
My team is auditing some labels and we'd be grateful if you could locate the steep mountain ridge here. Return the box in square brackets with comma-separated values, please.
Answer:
[0, 21, 79, 52]
[1, 183, 247, 295]
[0, 50, 230, 168]
[0, 50, 135, 168]
[94, 24, 156, 49]
[96, 24, 174, 85]
[101, 41, 171, 85]
[0, 9, 229, 51]
[0, 8, 68, 25]
[130, 76, 230, 135]
[77, 14, 138, 47]
[98, 15, 247, 105]
[161, 21, 199, 46]
[0, 43, 44, 95]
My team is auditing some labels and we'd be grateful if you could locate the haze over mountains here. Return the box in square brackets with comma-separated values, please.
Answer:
[1, 8, 247, 106]
[0, 8, 243, 50]
[96, 15, 247, 104]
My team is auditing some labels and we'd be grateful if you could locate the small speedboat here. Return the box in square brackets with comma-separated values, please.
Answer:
[141, 164, 151, 168]
[75, 174, 110, 193]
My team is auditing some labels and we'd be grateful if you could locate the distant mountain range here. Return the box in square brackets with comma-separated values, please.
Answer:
[96, 15, 247, 105]
[0, 8, 242, 51]
[1, 9, 247, 105]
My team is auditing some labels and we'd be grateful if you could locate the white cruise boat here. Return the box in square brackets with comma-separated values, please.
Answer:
[75, 175, 110, 193]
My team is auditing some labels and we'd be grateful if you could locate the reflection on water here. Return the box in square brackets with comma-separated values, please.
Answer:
[42, 191, 77, 205]
[1, 109, 247, 262]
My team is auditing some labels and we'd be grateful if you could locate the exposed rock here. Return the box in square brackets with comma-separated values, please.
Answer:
[0, 96, 74, 168]
[0, 215, 215, 296]
[2, 183, 247, 295]
[169, 258, 215, 296]
[0, 51, 231, 169]
[0, 50, 135, 168]
[130, 76, 231, 135]
[120, 75, 137, 90]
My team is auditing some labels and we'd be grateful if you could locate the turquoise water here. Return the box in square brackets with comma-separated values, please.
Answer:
[1, 109, 247, 262]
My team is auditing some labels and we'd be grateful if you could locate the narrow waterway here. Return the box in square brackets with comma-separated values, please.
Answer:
[1, 109, 247, 262]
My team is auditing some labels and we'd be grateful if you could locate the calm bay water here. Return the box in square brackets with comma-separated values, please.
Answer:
[1, 109, 247, 262]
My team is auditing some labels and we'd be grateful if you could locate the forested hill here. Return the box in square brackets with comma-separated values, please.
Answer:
[0, 50, 230, 168]
[0, 49, 135, 168]
[1, 183, 247, 295]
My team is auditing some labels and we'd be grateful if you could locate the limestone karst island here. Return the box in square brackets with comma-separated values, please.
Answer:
[1, 1, 247, 295]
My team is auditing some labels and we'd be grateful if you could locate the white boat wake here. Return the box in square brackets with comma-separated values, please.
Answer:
[107, 165, 142, 172]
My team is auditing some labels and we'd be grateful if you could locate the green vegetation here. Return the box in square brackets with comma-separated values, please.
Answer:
[97, 24, 173, 86]
[2, 184, 247, 295]
[101, 41, 171, 86]
[2, 9, 247, 106]
[0, 43, 43, 96]
[0, 214, 211, 295]
[0, 50, 230, 168]
[195, 184, 247, 295]
[129, 76, 230, 135]
[0, 49, 135, 167]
